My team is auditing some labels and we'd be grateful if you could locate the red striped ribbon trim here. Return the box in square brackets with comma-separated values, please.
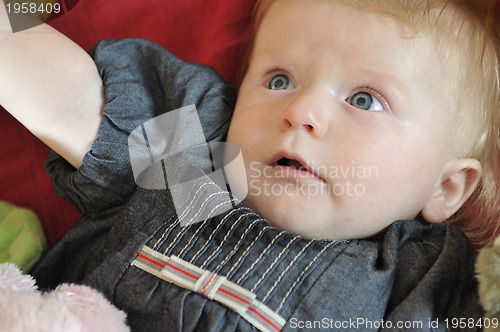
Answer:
[132, 246, 286, 332]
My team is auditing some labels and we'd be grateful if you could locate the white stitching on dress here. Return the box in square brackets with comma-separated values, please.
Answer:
[250, 237, 298, 293]
[199, 212, 254, 269]
[235, 230, 285, 285]
[261, 240, 313, 303]
[212, 218, 262, 274]
[178, 197, 237, 259]
[276, 240, 337, 313]
[180, 190, 233, 227]
[188, 207, 247, 264]
[152, 181, 214, 250]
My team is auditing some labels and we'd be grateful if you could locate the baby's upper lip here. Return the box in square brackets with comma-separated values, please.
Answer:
[269, 151, 326, 182]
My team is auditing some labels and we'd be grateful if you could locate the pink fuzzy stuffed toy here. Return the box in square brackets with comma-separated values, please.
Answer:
[0, 263, 130, 331]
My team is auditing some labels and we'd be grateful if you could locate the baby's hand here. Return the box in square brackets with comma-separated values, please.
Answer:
[0, 3, 103, 168]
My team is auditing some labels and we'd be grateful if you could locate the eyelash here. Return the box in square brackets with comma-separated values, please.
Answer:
[359, 85, 382, 97]
[348, 85, 389, 109]
[264, 68, 292, 84]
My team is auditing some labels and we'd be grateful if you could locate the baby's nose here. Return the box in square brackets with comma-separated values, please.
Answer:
[279, 90, 329, 137]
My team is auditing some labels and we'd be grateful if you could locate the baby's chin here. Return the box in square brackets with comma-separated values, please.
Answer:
[241, 196, 337, 240]
[242, 196, 391, 241]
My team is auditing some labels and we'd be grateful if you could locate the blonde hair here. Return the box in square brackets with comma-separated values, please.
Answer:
[238, 0, 500, 248]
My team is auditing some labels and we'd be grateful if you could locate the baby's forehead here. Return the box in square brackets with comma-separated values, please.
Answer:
[263, 0, 478, 48]
[255, 0, 463, 92]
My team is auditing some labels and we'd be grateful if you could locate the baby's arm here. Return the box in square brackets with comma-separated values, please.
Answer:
[0, 3, 103, 168]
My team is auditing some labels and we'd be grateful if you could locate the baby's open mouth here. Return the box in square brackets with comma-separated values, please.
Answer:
[271, 156, 326, 183]
[276, 157, 308, 170]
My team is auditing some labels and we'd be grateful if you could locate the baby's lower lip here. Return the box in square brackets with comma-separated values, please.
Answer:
[272, 165, 325, 183]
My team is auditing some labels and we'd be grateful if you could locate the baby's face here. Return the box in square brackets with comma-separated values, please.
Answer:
[226, 0, 460, 240]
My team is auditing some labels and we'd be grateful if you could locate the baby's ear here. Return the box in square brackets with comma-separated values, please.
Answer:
[421, 158, 482, 223]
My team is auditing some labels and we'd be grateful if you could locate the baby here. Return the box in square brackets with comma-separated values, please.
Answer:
[228, 0, 500, 246]
[1, 0, 499, 331]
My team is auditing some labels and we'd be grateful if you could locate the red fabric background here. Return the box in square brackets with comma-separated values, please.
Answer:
[0, 0, 255, 247]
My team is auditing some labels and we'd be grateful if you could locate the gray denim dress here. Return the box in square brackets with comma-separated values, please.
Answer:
[32, 39, 484, 332]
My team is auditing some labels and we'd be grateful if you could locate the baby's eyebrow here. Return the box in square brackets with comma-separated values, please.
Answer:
[359, 69, 410, 103]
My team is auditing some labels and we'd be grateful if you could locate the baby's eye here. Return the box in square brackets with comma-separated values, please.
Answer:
[347, 91, 383, 112]
[268, 74, 294, 90]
